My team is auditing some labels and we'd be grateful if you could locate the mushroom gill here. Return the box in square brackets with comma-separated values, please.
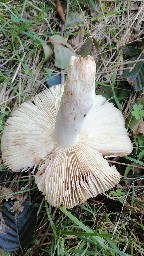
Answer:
[35, 145, 120, 208]
[1, 55, 133, 208]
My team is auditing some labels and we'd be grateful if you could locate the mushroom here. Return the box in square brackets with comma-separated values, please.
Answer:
[1, 56, 133, 208]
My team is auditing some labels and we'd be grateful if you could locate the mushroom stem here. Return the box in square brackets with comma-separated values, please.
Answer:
[54, 56, 96, 147]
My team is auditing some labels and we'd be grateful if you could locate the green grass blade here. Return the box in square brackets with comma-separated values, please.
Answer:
[45, 201, 57, 238]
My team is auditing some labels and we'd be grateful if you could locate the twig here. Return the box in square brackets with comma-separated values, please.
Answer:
[11, 53, 26, 84]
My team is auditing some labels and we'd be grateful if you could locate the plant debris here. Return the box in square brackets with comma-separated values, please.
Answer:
[56, 0, 65, 23]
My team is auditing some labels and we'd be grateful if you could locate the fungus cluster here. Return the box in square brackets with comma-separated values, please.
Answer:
[2, 56, 133, 208]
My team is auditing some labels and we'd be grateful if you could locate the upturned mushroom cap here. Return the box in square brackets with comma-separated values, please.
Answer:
[1, 56, 133, 208]
[35, 146, 120, 208]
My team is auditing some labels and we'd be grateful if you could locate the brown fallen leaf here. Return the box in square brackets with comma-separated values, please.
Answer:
[56, 0, 65, 23]
[68, 31, 84, 48]
[10, 194, 28, 215]
[134, 119, 144, 134]
[0, 186, 14, 204]
[0, 186, 28, 215]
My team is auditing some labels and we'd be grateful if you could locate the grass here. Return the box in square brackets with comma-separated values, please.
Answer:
[0, 0, 144, 255]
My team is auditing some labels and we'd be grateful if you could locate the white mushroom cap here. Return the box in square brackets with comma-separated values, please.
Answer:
[1, 85, 64, 171]
[80, 95, 133, 157]
[1, 56, 133, 208]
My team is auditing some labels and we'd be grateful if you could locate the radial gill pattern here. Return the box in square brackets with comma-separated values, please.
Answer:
[1, 85, 64, 171]
[2, 82, 132, 208]
[35, 143, 121, 208]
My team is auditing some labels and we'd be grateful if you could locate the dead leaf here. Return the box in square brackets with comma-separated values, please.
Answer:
[56, 0, 65, 23]
[0, 186, 14, 204]
[134, 119, 144, 134]
[0, 186, 28, 215]
[10, 194, 28, 215]
[68, 31, 84, 48]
